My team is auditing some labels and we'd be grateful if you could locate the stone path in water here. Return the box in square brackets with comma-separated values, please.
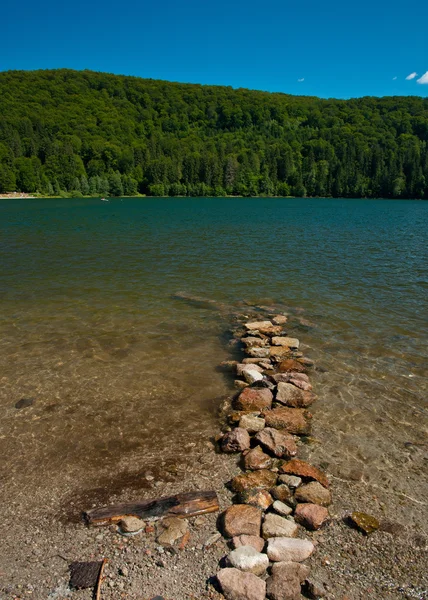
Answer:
[214, 314, 330, 600]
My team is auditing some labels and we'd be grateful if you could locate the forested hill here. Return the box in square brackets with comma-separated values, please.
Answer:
[0, 69, 428, 198]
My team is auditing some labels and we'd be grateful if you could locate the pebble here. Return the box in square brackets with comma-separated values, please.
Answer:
[227, 545, 269, 576]
[349, 511, 380, 535]
[156, 517, 189, 545]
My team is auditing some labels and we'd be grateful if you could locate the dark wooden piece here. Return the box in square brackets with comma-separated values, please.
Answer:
[84, 490, 219, 527]
[69, 560, 103, 589]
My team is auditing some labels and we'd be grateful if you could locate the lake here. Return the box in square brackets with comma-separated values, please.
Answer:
[0, 197, 426, 527]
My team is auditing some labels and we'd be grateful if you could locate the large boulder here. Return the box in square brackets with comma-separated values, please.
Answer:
[217, 568, 266, 600]
[254, 427, 298, 458]
[223, 504, 262, 537]
[264, 408, 311, 435]
[235, 387, 273, 412]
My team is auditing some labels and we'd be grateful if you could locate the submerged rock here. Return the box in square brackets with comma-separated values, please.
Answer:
[295, 482, 332, 506]
[280, 459, 329, 488]
[254, 427, 298, 458]
[223, 505, 262, 538]
[236, 387, 273, 412]
[278, 359, 307, 373]
[349, 511, 380, 535]
[272, 337, 300, 348]
[272, 315, 288, 325]
[217, 567, 266, 600]
[264, 408, 312, 435]
[232, 470, 277, 492]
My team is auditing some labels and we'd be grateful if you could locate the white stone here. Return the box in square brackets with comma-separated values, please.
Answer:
[272, 500, 293, 517]
[242, 368, 264, 384]
[267, 537, 315, 562]
[227, 545, 269, 576]
[236, 363, 263, 376]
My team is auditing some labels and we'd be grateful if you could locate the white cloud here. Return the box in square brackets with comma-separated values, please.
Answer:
[297, 78, 305, 82]
[406, 72, 418, 80]
[392, 76, 397, 80]
[416, 71, 428, 84]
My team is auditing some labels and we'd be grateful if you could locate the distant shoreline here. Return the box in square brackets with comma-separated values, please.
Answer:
[0, 194, 426, 201]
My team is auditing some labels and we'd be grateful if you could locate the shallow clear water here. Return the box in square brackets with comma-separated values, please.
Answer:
[0, 197, 426, 522]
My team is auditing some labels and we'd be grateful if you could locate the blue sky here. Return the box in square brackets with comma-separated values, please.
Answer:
[2, 0, 427, 99]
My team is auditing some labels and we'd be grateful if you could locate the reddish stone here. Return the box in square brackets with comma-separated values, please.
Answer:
[280, 458, 329, 488]
[294, 503, 329, 530]
[232, 535, 265, 552]
[254, 427, 297, 458]
[235, 387, 273, 412]
[223, 504, 262, 537]
[221, 428, 251, 453]
[243, 446, 273, 470]
[264, 407, 312, 435]
[278, 359, 307, 373]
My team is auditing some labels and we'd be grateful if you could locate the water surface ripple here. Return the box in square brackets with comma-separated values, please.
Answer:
[0, 197, 426, 527]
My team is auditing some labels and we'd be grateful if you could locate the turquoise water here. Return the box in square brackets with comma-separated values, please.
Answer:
[0, 198, 427, 520]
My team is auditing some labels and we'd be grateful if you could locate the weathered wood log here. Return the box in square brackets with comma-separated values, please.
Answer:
[83, 490, 219, 527]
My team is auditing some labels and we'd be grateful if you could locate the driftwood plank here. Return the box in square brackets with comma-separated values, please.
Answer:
[84, 490, 219, 527]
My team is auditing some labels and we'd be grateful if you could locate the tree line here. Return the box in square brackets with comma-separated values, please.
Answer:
[0, 69, 427, 198]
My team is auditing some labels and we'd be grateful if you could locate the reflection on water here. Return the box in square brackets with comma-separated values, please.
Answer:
[0, 197, 426, 527]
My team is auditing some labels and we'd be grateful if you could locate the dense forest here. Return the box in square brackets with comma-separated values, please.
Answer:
[0, 69, 428, 198]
